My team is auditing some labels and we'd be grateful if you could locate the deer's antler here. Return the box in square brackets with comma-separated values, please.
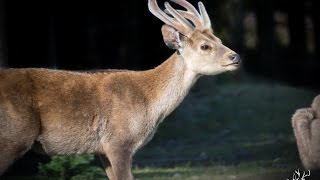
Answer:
[148, 0, 212, 36]
[170, 0, 211, 29]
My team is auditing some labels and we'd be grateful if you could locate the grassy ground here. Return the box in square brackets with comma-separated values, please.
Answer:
[133, 163, 295, 180]
[4, 73, 319, 179]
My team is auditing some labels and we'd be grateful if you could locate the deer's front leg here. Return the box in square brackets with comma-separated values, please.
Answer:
[292, 108, 320, 170]
[99, 155, 116, 180]
[102, 143, 134, 180]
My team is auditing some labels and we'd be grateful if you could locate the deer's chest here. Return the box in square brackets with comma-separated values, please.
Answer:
[130, 115, 164, 153]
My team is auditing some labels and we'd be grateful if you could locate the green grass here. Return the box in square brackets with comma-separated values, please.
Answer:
[4, 74, 319, 179]
[133, 163, 296, 180]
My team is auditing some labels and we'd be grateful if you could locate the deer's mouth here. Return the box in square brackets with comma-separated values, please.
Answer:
[221, 62, 240, 71]
[222, 62, 240, 67]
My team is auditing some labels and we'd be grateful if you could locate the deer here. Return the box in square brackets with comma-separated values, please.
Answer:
[0, 0, 240, 179]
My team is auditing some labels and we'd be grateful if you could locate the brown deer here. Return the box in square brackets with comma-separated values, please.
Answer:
[0, 0, 240, 179]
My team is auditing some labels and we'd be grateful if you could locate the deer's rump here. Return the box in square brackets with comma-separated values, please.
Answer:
[0, 68, 109, 155]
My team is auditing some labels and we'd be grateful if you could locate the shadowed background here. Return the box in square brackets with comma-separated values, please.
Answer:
[1, 0, 320, 179]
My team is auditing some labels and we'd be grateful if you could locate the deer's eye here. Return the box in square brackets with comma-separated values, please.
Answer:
[200, 44, 211, 51]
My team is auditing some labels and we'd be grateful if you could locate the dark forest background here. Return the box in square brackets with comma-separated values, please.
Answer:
[0, 0, 320, 88]
[1, 0, 320, 179]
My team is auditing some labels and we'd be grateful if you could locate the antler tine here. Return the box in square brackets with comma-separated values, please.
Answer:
[148, 0, 175, 27]
[164, 2, 194, 30]
[171, 0, 200, 18]
[175, 10, 202, 28]
[198, 1, 211, 29]
[169, 0, 211, 30]
[148, 0, 194, 36]
[170, 0, 202, 28]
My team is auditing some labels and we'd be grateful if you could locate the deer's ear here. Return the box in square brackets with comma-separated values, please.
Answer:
[161, 25, 185, 50]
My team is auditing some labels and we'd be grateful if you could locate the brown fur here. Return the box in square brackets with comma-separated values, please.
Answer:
[292, 95, 320, 170]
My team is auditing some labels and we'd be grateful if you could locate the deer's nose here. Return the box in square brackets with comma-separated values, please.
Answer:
[229, 53, 241, 64]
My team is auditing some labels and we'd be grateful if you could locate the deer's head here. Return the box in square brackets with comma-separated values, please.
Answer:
[148, 0, 240, 75]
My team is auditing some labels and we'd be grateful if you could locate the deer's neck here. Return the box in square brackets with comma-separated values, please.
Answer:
[145, 53, 199, 124]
